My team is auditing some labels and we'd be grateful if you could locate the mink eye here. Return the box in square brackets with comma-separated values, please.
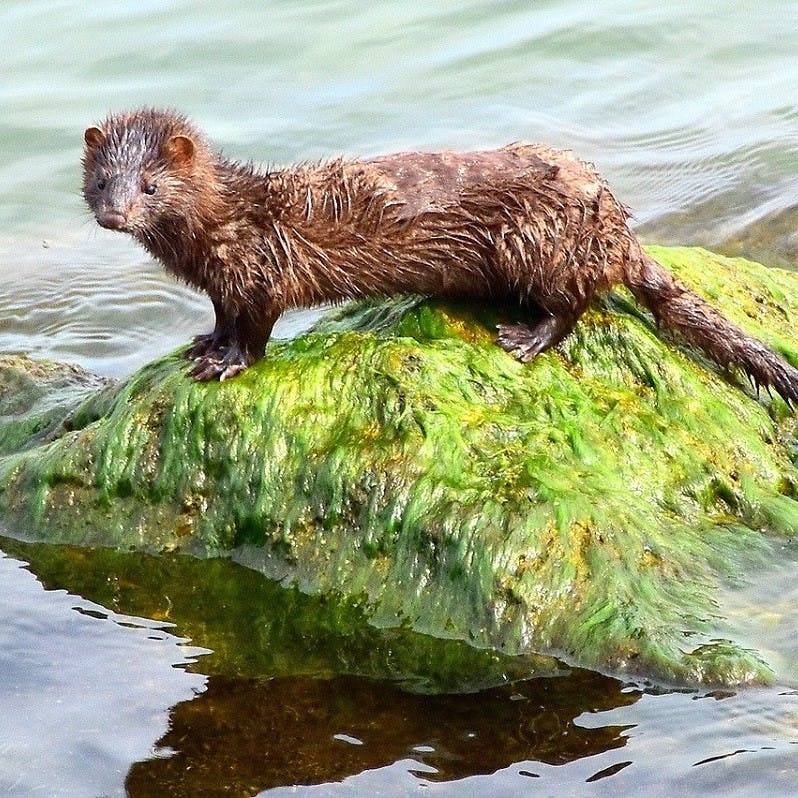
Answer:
[143, 183, 157, 196]
[96, 177, 107, 191]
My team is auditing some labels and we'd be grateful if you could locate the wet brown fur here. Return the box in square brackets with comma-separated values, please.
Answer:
[82, 108, 798, 403]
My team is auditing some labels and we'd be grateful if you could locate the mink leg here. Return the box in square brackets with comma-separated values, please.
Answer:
[496, 313, 576, 362]
[186, 299, 235, 360]
[190, 310, 278, 381]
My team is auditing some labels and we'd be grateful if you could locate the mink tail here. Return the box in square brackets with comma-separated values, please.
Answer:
[625, 253, 798, 406]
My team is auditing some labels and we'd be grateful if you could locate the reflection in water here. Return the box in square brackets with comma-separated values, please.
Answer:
[3, 475, 795, 792]
[0, 549, 206, 798]
[0, 536, 560, 693]
[5, 531, 798, 795]
[124, 671, 636, 796]
[2, 535, 639, 795]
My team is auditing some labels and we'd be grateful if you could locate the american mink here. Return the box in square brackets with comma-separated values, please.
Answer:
[83, 108, 798, 404]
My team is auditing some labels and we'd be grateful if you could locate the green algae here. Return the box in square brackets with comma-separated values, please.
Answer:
[0, 356, 107, 455]
[1, 246, 797, 686]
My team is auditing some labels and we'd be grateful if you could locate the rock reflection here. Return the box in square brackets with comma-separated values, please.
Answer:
[125, 669, 638, 795]
[2, 537, 562, 693]
[3, 536, 639, 795]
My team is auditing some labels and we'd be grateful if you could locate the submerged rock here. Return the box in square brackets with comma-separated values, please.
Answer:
[0, 356, 107, 455]
[1, 246, 797, 686]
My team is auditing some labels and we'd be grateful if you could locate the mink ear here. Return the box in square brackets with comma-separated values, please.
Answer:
[164, 134, 195, 166]
[84, 126, 106, 148]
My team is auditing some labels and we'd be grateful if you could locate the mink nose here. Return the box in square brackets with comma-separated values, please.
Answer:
[96, 211, 128, 230]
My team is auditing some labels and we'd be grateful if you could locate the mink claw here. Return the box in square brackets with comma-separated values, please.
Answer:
[188, 356, 225, 381]
[188, 342, 252, 381]
[219, 364, 247, 381]
[496, 320, 564, 363]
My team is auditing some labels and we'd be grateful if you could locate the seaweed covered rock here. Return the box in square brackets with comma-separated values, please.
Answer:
[1, 246, 797, 685]
[0, 355, 107, 455]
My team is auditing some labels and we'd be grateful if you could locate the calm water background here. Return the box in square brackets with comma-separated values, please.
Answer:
[1, 1, 797, 795]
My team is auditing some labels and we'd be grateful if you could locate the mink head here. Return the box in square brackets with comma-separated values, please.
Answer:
[82, 108, 212, 237]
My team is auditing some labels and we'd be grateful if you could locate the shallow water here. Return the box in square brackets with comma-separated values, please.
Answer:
[1, 0, 798, 795]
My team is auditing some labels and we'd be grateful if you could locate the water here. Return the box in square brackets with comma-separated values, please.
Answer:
[0, 550, 208, 797]
[1, 0, 797, 794]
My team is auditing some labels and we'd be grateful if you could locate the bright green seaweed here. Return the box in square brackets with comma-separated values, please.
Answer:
[1, 246, 797, 686]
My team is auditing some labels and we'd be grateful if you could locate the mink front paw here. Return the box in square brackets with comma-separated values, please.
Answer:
[185, 331, 230, 360]
[185, 333, 215, 360]
[189, 344, 252, 381]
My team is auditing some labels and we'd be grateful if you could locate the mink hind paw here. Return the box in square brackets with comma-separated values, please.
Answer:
[496, 316, 571, 362]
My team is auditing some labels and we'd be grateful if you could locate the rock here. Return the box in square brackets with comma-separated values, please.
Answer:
[1, 246, 797, 685]
[0, 355, 107, 455]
